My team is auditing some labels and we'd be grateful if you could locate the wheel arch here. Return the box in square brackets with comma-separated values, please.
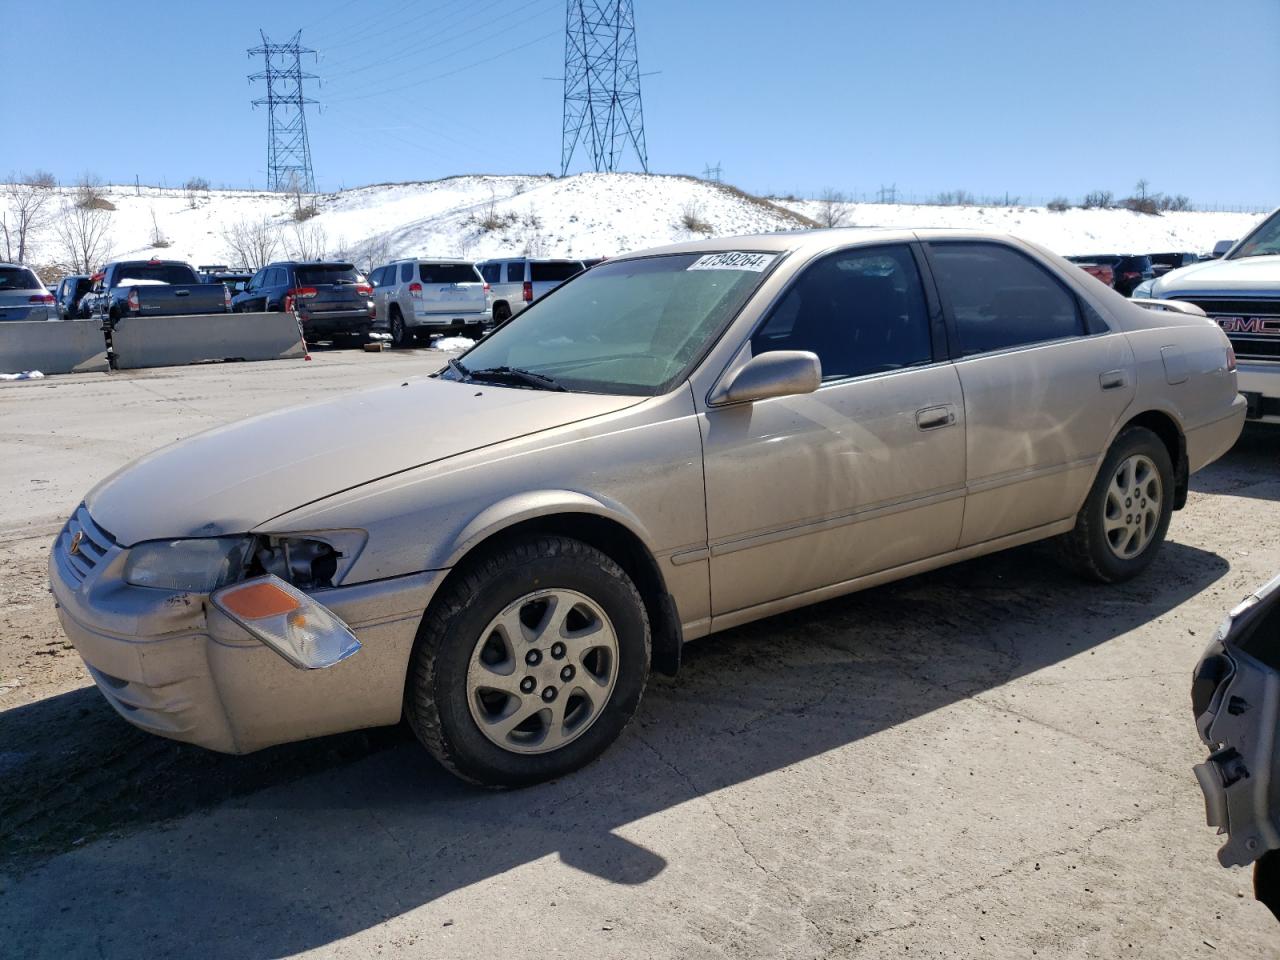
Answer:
[429, 493, 683, 676]
[1110, 407, 1189, 509]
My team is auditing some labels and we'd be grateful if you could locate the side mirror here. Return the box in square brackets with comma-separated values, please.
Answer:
[708, 350, 822, 406]
[1211, 240, 1235, 259]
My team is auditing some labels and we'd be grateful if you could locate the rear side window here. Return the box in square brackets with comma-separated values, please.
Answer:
[752, 244, 933, 380]
[400, 263, 413, 283]
[531, 261, 582, 283]
[419, 263, 480, 284]
[296, 264, 360, 286]
[505, 262, 524, 283]
[479, 263, 501, 284]
[927, 242, 1085, 356]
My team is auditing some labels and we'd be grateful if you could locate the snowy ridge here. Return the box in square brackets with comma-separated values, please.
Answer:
[3, 173, 1266, 272]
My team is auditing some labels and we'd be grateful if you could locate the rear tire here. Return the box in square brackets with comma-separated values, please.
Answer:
[493, 302, 511, 325]
[1057, 425, 1174, 583]
[389, 307, 410, 348]
[405, 536, 651, 788]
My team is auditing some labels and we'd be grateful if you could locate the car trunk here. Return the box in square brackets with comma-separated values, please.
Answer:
[295, 264, 370, 314]
[413, 263, 486, 316]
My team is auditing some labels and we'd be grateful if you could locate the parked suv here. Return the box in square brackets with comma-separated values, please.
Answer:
[1066, 255, 1154, 296]
[53, 275, 93, 320]
[0, 264, 55, 322]
[476, 257, 583, 324]
[370, 259, 490, 347]
[1150, 252, 1199, 278]
[231, 261, 378, 344]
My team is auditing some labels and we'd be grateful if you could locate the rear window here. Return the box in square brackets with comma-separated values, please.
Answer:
[418, 263, 480, 284]
[531, 261, 582, 283]
[295, 264, 361, 286]
[0, 267, 41, 291]
[114, 263, 199, 286]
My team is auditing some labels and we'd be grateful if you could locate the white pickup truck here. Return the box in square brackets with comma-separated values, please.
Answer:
[1135, 207, 1280, 423]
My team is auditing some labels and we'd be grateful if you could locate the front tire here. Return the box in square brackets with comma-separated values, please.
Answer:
[405, 536, 651, 788]
[1057, 425, 1174, 583]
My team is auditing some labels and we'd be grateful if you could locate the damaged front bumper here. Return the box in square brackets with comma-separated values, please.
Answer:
[1192, 573, 1280, 868]
[49, 508, 444, 754]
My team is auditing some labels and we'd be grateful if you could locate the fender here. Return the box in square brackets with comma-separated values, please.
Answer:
[437, 489, 658, 571]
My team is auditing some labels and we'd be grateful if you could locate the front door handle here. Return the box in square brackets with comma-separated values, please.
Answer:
[916, 404, 956, 431]
[1099, 370, 1128, 390]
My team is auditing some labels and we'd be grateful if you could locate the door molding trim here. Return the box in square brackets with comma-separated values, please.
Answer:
[706, 483, 967, 559]
[966, 454, 1100, 495]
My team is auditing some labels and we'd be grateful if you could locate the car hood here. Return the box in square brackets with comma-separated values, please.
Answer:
[1154, 254, 1280, 298]
[86, 376, 641, 545]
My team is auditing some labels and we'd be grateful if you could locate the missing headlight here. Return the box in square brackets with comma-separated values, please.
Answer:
[251, 537, 341, 590]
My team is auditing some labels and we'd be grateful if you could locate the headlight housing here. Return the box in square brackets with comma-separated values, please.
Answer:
[124, 537, 254, 591]
[1131, 279, 1155, 299]
[123, 531, 367, 592]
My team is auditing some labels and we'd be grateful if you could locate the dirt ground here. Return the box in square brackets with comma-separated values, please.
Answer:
[0, 351, 1277, 958]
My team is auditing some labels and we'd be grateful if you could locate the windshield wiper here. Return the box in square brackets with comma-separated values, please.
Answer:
[467, 366, 567, 392]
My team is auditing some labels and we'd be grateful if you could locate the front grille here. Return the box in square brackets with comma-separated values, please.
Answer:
[56, 505, 117, 584]
[1178, 298, 1280, 361]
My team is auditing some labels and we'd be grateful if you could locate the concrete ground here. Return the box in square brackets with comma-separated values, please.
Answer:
[0, 350, 1277, 958]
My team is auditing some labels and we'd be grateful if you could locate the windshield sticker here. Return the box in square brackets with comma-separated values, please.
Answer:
[687, 252, 777, 272]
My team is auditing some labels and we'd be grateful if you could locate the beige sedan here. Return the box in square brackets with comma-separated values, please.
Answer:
[50, 230, 1245, 786]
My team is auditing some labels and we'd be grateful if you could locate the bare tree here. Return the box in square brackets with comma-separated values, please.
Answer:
[285, 220, 328, 261]
[1, 170, 58, 262]
[148, 206, 171, 248]
[53, 200, 113, 274]
[816, 188, 849, 228]
[220, 216, 280, 270]
[72, 173, 112, 210]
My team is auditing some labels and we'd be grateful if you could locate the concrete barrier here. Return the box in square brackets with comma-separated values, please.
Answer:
[0, 321, 109, 375]
[112, 312, 305, 370]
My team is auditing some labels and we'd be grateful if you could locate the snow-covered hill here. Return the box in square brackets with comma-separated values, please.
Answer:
[4, 172, 1267, 274]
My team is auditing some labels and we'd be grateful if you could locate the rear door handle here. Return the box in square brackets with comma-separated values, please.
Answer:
[916, 404, 956, 431]
[1099, 370, 1127, 390]
[174, 289, 190, 297]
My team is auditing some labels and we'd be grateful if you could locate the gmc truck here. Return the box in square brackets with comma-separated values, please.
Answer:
[1135, 207, 1280, 423]
[85, 259, 230, 321]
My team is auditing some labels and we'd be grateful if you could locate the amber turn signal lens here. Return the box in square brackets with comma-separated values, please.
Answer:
[217, 580, 301, 620]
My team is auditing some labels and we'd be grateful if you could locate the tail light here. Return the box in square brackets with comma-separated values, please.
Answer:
[369, 302, 377, 319]
[409, 281, 423, 299]
[283, 287, 317, 313]
[522, 281, 533, 303]
[126, 288, 140, 312]
[28, 293, 55, 304]
[1226, 344, 1237, 372]
[355, 282, 372, 296]
[224, 285, 232, 310]
[483, 282, 490, 294]
[1122, 271, 1142, 281]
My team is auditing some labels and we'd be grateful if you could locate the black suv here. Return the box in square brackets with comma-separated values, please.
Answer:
[1149, 252, 1199, 278]
[230, 261, 381, 343]
[53, 274, 93, 319]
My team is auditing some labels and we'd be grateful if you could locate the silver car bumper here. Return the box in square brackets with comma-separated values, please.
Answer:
[49, 508, 443, 754]
[1237, 362, 1280, 423]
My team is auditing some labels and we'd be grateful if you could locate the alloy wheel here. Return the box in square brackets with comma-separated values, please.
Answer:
[1104, 453, 1163, 560]
[466, 589, 619, 755]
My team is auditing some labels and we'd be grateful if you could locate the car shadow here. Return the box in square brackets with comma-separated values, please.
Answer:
[1190, 424, 1279, 502]
[0, 538, 1229, 958]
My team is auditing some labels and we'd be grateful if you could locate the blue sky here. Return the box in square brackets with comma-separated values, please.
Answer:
[9, 0, 1278, 206]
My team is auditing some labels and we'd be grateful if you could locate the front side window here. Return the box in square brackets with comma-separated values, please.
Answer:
[452, 252, 775, 396]
[505, 261, 525, 283]
[480, 263, 501, 284]
[751, 244, 933, 381]
[928, 242, 1084, 356]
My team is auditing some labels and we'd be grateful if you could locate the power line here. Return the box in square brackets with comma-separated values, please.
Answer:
[248, 30, 319, 194]
[561, 0, 650, 176]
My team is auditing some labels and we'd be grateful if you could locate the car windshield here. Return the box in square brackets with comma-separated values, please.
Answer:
[0, 267, 41, 291]
[1231, 210, 1280, 259]
[450, 251, 778, 396]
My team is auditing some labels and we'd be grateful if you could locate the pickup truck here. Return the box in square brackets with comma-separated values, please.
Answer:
[85, 259, 230, 321]
[1134, 207, 1280, 424]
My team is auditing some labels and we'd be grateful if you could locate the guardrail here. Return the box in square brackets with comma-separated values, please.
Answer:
[0, 312, 306, 377]
[109, 312, 305, 369]
[0, 320, 109, 375]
